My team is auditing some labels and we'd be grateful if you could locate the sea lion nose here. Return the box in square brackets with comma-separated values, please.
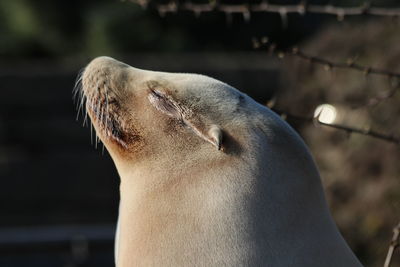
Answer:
[82, 56, 131, 95]
[84, 57, 129, 77]
[89, 56, 123, 66]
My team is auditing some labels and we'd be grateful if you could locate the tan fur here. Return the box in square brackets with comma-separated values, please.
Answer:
[79, 57, 362, 267]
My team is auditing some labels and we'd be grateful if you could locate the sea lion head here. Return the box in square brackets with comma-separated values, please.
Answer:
[77, 56, 250, 166]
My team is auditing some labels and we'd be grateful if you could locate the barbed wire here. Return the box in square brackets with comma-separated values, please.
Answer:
[384, 222, 400, 267]
[254, 38, 400, 107]
[129, 0, 400, 21]
[253, 37, 400, 80]
[270, 107, 400, 145]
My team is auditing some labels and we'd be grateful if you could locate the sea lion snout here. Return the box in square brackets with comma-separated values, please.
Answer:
[85, 56, 130, 74]
[79, 57, 143, 152]
[82, 56, 132, 96]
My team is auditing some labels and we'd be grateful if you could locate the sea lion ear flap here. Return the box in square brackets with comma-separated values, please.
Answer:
[185, 122, 223, 151]
[207, 125, 223, 150]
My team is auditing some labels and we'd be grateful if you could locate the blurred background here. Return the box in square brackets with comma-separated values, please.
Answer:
[0, 0, 399, 266]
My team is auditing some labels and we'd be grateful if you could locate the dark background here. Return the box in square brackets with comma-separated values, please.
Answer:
[0, 0, 399, 266]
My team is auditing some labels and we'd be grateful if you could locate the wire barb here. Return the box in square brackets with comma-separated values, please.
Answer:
[255, 40, 400, 79]
[129, 0, 400, 19]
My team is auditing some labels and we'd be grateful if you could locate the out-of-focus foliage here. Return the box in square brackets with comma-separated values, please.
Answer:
[0, 0, 167, 58]
[279, 19, 400, 267]
[0, 0, 319, 59]
[0, 0, 399, 60]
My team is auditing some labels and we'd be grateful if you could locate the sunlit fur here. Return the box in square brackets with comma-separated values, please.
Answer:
[77, 57, 362, 267]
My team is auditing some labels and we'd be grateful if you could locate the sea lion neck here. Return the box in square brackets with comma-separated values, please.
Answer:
[115, 138, 360, 267]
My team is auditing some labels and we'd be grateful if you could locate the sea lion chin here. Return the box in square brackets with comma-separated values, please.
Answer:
[75, 56, 362, 267]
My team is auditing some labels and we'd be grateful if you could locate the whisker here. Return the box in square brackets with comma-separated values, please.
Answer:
[90, 120, 94, 146]
[99, 98, 105, 130]
[72, 71, 83, 100]
[72, 69, 85, 119]
[77, 90, 86, 120]
[76, 93, 85, 121]
[103, 79, 121, 99]
[95, 133, 98, 149]
[95, 98, 101, 125]
[85, 90, 97, 127]
[84, 93, 93, 127]
[83, 102, 89, 126]
[105, 84, 110, 136]
[73, 76, 83, 100]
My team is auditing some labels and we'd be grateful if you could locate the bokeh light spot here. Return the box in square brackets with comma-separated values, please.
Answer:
[314, 104, 337, 124]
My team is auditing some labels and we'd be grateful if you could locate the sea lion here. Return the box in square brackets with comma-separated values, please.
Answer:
[76, 56, 362, 267]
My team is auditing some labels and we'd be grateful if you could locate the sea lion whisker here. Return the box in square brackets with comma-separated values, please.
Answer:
[77, 90, 87, 121]
[102, 77, 120, 98]
[99, 102, 105, 128]
[106, 86, 121, 99]
[95, 95, 101, 121]
[84, 94, 91, 127]
[77, 92, 86, 122]
[73, 80, 83, 101]
[73, 68, 85, 89]
[95, 131, 98, 149]
[76, 105, 81, 121]
[72, 84, 80, 106]
[75, 90, 82, 118]
[75, 108, 80, 121]
[77, 82, 85, 106]
[90, 122, 93, 146]
[102, 143, 105, 155]
[83, 95, 90, 127]
[105, 88, 110, 137]
[83, 108, 89, 126]
[72, 69, 84, 101]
